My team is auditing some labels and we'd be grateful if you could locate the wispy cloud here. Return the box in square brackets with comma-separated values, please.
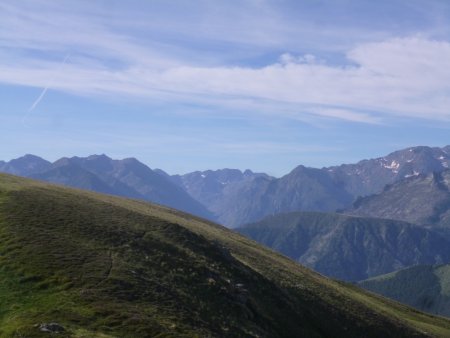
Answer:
[1, 1, 450, 124]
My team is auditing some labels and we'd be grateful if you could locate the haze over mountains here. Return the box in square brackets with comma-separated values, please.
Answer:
[2, 145, 450, 228]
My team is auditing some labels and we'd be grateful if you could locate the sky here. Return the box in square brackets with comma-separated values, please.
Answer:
[1, 0, 450, 176]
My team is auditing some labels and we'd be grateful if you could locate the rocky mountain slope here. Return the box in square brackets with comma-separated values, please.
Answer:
[347, 170, 450, 227]
[359, 264, 450, 318]
[1, 173, 450, 337]
[326, 145, 450, 198]
[237, 212, 450, 281]
[170, 169, 274, 226]
[0, 154, 51, 176]
[174, 145, 450, 226]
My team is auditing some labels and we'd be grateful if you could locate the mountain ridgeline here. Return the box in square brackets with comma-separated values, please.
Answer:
[2, 145, 450, 227]
[170, 146, 450, 227]
[0, 154, 213, 221]
[3, 174, 450, 336]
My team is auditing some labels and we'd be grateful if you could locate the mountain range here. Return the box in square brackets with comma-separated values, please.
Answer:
[168, 145, 450, 227]
[0, 154, 213, 221]
[3, 173, 450, 336]
[2, 145, 450, 227]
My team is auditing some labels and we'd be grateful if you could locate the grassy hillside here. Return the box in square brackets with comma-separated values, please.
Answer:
[359, 265, 450, 318]
[238, 212, 450, 281]
[1, 174, 450, 337]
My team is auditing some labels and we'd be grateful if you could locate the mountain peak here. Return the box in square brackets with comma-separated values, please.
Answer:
[0, 154, 51, 176]
[121, 157, 141, 164]
[21, 154, 46, 160]
[86, 154, 112, 161]
[52, 157, 74, 167]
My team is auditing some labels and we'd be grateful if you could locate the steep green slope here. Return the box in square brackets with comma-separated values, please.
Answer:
[1, 174, 450, 337]
[238, 212, 450, 281]
[359, 265, 450, 318]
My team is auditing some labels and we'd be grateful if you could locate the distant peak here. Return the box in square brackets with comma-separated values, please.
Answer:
[122, 157, 141, 164]
[52, 157, 73, 167]
[18, 154, 47, 162]
[86, 154, 111, 161]
[22, 154, 41, 158]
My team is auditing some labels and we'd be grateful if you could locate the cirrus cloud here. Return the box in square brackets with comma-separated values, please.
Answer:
[0, 2, 450, 124]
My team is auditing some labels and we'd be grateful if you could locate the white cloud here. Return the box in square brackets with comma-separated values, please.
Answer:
[1, 2, 450, 124]
[279, 53, 318, 65]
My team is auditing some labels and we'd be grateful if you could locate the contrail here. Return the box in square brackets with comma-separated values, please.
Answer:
[22, 53, 71, 124]
[27, 86, 50, 113]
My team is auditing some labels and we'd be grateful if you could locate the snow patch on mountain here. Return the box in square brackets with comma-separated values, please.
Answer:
[383, 160, 400, 172]
[405, 171, 419, 178]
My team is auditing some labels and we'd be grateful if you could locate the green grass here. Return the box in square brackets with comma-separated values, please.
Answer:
[1, 173, 450, 337]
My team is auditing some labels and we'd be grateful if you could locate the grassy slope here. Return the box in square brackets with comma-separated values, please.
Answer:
[0, 174, 450, 337]
[359, 265, 450, 318]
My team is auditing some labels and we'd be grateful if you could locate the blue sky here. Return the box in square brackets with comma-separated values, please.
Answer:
[1, 0, 450, 176]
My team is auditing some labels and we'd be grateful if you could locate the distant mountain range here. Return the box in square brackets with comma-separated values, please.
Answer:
[359, 264, 450, 318]
[2, 145, 450, 227]
[170, 145, 450, 227]
[237, 212, 450, 281]
[0, 154, 212, 220]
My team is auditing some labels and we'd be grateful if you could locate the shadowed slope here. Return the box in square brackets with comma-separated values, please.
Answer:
[0, 174, 450, 337]
[237, 212, 450, 281]
[359, 264, 450, 318]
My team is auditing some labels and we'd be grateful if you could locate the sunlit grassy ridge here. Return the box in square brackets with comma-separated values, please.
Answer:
[1, 174, 450, 337]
